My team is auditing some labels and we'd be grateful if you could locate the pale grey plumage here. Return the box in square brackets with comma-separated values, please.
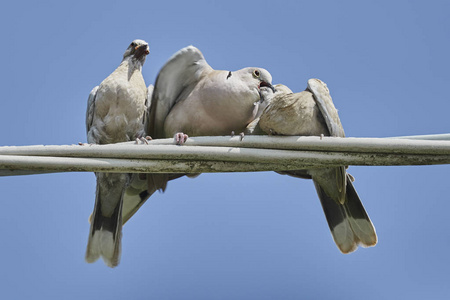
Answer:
[85, 39, 149, 267]
[257, 79, 377, 254]
[149, 45, 275, 138]
[120, 86, 184, 224]
[121, 45, 275, 223]
[121, 84, 154, 224]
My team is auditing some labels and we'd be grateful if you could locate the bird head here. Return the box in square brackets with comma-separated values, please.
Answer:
[245, 68, 276, 103]
[272, 84, 293, 95]
[123, 39, 150, 61]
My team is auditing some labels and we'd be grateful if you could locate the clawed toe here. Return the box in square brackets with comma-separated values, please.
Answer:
[135, 136, 152, 144]
[135, 138, 147, 144]
[174, 132, 189, 145]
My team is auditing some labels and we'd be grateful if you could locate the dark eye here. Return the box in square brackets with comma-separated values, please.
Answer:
[130, 42, 137, 47]
[253, 69, 260, 77]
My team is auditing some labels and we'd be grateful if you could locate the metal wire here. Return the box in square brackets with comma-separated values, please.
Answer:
[1, 134, 449, 176]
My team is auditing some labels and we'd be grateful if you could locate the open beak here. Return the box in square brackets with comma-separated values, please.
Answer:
[134, 44, 150, 59]
[260, 81, 276, 93]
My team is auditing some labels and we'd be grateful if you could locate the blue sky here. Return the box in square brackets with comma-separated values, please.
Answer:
[1, 1, 450, 299]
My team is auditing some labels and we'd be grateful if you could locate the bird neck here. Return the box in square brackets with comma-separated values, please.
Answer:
[121, 56, 145, 72]
[119, 56, 145, 81]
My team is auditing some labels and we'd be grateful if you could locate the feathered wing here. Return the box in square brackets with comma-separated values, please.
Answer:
[255, 79, 377, 253]
[85, 86, 99, 140]
[308, 78, 377, 252]
[120, 46, 213, 225]
[85, 85, 125, 266]
[307, 78, 345, 138]
[148, 46, 212, 138]
[141, 84, 153, 136]
[85, 40, 149, 267]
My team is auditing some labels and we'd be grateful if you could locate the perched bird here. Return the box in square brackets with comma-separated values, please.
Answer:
[121, 45, 276, 223]
[85, 39, 150, 267]
[149, 45, 275, 139]
[255, 79, 377, 254]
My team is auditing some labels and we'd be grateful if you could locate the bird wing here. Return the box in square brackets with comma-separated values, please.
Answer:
[148, 46, 212, 138]
[142, 84, 154, 136]
[85, 85, 99, 142]
[307, 78, 345, 138]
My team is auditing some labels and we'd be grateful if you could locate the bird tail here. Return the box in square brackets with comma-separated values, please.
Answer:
[121, 173, 161, 225]
[85, 174, 126, 268]
[315, 174, 377, 253]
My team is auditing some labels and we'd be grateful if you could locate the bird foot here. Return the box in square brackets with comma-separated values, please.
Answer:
[135, 136, 152, 144]
[230, 131, 244, 140]
[174, 132, 189, 145]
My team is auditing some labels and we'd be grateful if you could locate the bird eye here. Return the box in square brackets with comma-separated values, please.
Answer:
[253, 69, 261, 78]
[130, 42, 137, 47]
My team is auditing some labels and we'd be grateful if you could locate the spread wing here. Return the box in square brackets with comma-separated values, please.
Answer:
[147, 46, 212, 138]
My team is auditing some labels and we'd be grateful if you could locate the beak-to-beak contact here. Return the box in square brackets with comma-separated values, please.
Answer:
[258, 81, 277, 103]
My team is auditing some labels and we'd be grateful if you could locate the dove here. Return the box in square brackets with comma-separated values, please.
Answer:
[120, 45, 275, 223]
[256, 79, 377, 254]
[149, 45, 276, 139]
[85, 39, 150, 267]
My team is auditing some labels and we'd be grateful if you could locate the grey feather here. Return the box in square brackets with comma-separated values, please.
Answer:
[86, 86, 99, 137]
[256, 79, 377, 253]
[85, 39, 149, 267]
[123, 45, 275, 225]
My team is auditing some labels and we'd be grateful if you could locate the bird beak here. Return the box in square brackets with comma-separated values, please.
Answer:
[134, 44, 150, 59]
[258, 81, 276, 103]
[260, 81, 276, 93]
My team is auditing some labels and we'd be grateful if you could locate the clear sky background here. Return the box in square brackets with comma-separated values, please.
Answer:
[1, 1, 450, 299]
